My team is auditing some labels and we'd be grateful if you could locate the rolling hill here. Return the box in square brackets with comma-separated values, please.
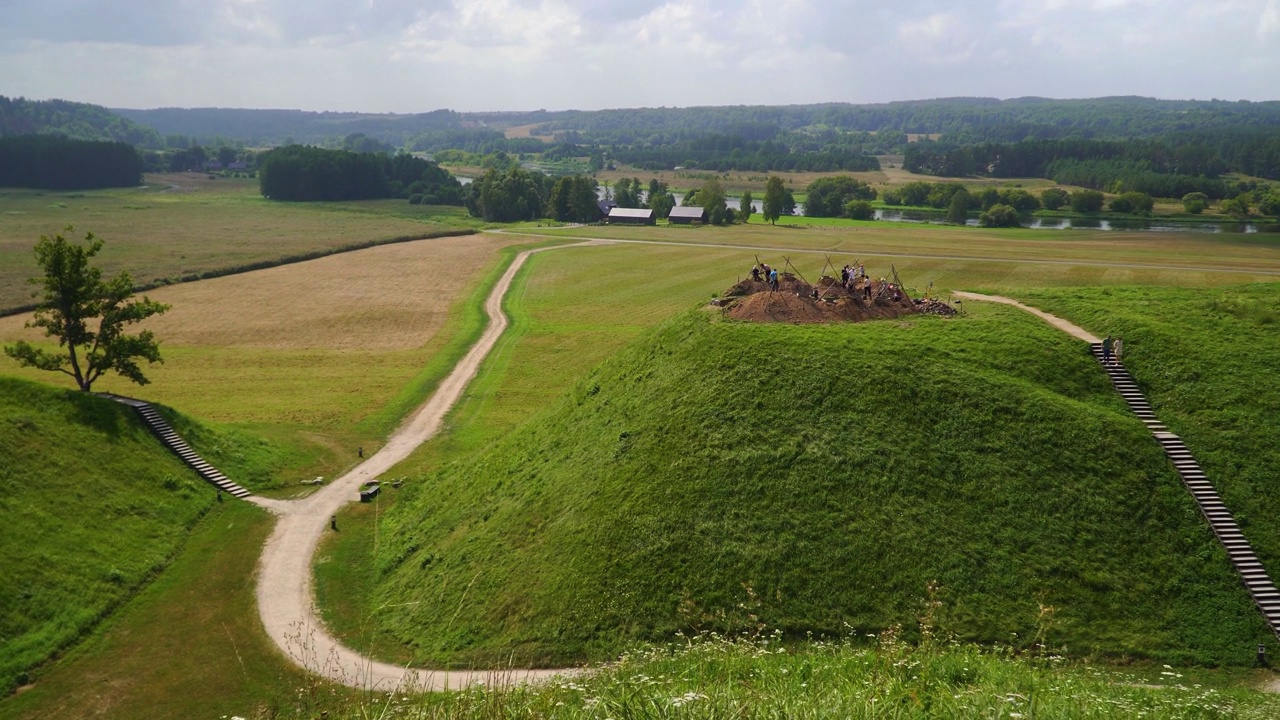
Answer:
[369, 306, 1273, 669]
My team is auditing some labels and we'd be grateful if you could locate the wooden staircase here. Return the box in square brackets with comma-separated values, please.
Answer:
[1090, 344, 1280, 638]
[100, 393, 252, 499]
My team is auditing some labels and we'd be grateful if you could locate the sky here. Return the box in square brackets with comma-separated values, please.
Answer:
[1, 0, 1278, 113]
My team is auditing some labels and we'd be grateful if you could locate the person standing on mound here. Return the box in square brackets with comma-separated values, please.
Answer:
[769, 267, 779, 292]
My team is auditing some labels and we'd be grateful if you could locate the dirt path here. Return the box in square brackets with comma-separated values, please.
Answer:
[249, 242, 608, 691]
[952, 291, 1101, 343]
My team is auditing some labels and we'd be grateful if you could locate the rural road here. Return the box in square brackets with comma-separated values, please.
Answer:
[490, 229, 1280, 278]
[248, 241, 608, 691]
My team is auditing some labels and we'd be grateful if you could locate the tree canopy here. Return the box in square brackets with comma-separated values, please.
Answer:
[4, 230, 169, 392]
[258, 145, 462, 203]
[0, 135, 142, 190]
[802, 176, 877, 217]
[761, 176, 793, 225]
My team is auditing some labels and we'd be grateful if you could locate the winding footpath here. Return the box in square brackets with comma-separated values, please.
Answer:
[951, 291, 1101, 343]
[248, 242, 608, 691]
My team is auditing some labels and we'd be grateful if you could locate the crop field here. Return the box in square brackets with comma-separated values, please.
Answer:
[0, 173, 481, 313]
[0, 232, 525, 486]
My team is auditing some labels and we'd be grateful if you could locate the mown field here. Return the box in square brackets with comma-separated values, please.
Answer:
[513, 222, 1280, 281]
[0, 173, 482, 313]
[0, 232, 527, 489]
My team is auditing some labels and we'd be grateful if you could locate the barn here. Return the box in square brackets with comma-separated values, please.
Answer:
[668, 206, 708, 224]
[607, 207, 656, 225]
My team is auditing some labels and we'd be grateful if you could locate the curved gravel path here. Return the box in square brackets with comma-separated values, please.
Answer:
[952, 291, 1101, 343]
[249, 242, 607, 691]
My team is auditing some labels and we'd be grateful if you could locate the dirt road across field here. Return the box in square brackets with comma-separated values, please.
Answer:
[249, 241, 609, 691]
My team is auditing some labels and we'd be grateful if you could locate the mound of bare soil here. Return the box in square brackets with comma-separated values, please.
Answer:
[723, 276, 926, 324]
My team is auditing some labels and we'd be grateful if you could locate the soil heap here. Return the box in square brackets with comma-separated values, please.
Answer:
[719, 271, 954, 324]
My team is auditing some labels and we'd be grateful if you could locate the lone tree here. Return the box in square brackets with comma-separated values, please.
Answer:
[4, 229, 169, 392]
[762, 176, 789, 225]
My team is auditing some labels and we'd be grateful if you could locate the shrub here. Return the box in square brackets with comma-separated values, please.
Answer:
[1109, 191, 1154, 215]
[1041, 188, 1069, 211]
[978, 203, 1021, 228]
[408, 193, 424, 205]
[844, 200, 874, 220]
[1182, 192, 1210, 214]
[1258, 192, 1280, 217]
[1069, 189, 1105, 213]
[999, 188, 1041, 212]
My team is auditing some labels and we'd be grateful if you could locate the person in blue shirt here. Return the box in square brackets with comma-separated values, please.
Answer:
[769, 267, 779, 292]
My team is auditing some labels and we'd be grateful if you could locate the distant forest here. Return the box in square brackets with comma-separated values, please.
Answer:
[0, 135, 142, 190]
[258, 145, 462, 203]
[5, 95, 1280, 194]
[0, 96, 161, 147]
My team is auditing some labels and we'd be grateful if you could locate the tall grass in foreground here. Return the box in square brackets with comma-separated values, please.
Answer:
[264, 633, 1280, 719]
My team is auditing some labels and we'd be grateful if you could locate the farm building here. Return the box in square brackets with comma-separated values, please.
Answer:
[597, 199, 618, 219]
[607, 207, 656, 225]
[668, 206, 708, 224]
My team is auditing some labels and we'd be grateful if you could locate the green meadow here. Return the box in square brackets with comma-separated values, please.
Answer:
[6, 193, 1280, 718]
[0, 174, 482, 313]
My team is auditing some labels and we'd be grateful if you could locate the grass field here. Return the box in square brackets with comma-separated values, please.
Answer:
[6, 187, 1280, 714]
[0, 232, 526, 487]
[0, 173, 482, 313]
[0, 500, 338, 720]
[511, 223, 1280, 282]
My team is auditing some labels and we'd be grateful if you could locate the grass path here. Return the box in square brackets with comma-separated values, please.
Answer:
[248, 241, 610, 691]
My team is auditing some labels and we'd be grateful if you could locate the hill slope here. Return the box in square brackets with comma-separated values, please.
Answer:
[0, 378, 215, 692]
[0, 96, 161, 148]
[372, 306, 1271, 668]
[1022, 284, 1280, 581]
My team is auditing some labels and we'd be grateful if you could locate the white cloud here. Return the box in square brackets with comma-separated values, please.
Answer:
[1, 0, 1277, 111]
[1262, 0, 1280, 36]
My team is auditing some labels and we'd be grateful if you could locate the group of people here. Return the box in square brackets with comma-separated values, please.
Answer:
[751, 263, 780, 291]
[840, 263, 866, 289]
[1102, 335, 1125, 364]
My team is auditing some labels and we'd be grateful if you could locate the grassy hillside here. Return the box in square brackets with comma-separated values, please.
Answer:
[369, 307, 1271, 669]
[1021, 284, 1280, 580]
[0, 378, 216, 692]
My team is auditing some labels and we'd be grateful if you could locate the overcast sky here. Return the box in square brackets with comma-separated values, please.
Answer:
[2, 0, 1278, 113]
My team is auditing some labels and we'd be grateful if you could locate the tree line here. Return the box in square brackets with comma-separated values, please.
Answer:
[902, 136, 1278, 198]
[0, 134, 142, 190]
[258, 145, 463, 203]
[463, 168, 796, 225]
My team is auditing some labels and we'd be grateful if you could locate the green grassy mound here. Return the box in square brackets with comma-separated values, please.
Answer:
[373, 307, 1271, 669]
[0, 378, 216, 692]
[1022, 283, 1280, 579]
